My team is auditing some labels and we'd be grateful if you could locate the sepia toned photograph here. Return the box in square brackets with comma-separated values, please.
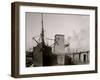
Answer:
[26, 13, 90, 67]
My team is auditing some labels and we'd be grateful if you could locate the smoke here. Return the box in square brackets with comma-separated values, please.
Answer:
[68, 28, 89, 52]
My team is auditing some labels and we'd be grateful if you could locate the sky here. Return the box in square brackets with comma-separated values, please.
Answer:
[25, 12, 90, 52]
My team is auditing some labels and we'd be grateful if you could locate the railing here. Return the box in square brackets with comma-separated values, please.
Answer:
[66, 51, 89, 65]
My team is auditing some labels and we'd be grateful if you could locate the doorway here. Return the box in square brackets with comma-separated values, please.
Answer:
[83, 54, 86, 63]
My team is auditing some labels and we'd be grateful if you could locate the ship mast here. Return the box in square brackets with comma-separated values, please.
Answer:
[41, 14, 45, 47]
